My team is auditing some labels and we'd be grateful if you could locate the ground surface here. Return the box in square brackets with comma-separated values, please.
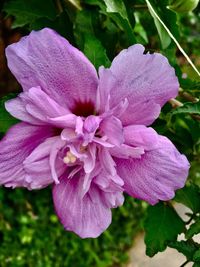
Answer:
[127, 204, 199, 267]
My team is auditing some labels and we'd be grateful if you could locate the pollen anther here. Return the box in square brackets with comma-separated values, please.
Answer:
[63, 151, 77, 164]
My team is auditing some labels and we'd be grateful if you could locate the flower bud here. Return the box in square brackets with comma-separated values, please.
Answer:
[168, 0, 199, 13]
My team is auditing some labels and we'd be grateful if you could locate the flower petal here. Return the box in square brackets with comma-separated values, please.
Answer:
[100, 116, 124, 146]
[6, 28, 98, 110]
[53, 176, 112, 238]
[5, 96, 40, 125]
[124, 125, 159, 151]
[5, 87, 70, 126]
[0, 123, 55, 188]
[99, 148, 117, 176]
[24, 137, 66, 189]
[110, 144, 144, 159]
[98, 45, 179, 125]
[94, 170, 124, 208]
[115, 135, 190, 205]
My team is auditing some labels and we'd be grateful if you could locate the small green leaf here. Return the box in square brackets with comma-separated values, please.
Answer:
[3, 0, 57, 28]
[103, 0, 127, 19]
[144, 202, 185, 257]
[84, 36, 110, 69]
[186, 217, 200, 239]
[171, 102, 200, 116]
[174, 185, 200, 213]
[0, 95, 19, 135]
[168, 240, 198, 261]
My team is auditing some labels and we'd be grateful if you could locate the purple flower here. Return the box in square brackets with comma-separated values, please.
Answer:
[0, 28, 189, 238]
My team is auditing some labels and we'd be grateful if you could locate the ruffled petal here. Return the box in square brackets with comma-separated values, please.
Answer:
[6, 28, 98, 110]
[100, 116, 124, 146]
[53, 176, 112, 238]
[110, 144, 144, 159]
[98, 45, 179, 125]
[0, 123, 55, 188]
[5, 87, 70, 126]
[99, 148, 117, 176]
[123, 125, 159, 151]
[115, 135, 190, 205]
[24, 136, 66, 189]
[94, 170, 124, 208]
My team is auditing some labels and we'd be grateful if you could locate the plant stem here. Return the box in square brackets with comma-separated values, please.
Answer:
[145, 0, 200, 77]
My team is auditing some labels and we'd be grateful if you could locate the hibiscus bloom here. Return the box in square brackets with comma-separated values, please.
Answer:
[0, 28, 189, 238]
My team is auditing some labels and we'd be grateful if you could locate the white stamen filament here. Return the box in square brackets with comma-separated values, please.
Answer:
[63, 151, 77, 164]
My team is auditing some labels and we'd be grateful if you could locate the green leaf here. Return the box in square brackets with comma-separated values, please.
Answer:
[145, 0, 179, 49]
[102, 0, 136, 44]
[134, 12, 148, 44]
[186, 217, 200, 239]
[171, 102, 200, 116]
[180, 79, 200, 96]
[168, 240, 198, 261]
[84, 36, 110, 69]
[144, 202, 185, 257]
[174, 185, 200, 213]
[146, 0, 171, 49]
[168, 0, 199, 13]
[193, 263, 200, 267]
[103, 0, 127, 19]
[30, 11, 74, 42]
[74, 10, 110, 69]
[194, 250, 200, 262]
[0, 95, 18, 135]
[3, 0, 57, 28]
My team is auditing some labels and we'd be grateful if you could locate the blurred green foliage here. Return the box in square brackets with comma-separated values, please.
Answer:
[0, 188, 145, 267]
[0, 0, 200, 266]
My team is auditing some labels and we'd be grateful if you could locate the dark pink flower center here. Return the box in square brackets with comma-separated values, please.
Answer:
[72, 101, 95, 117]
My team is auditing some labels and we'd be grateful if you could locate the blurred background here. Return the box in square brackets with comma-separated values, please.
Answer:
[0, 0, 200, 266]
